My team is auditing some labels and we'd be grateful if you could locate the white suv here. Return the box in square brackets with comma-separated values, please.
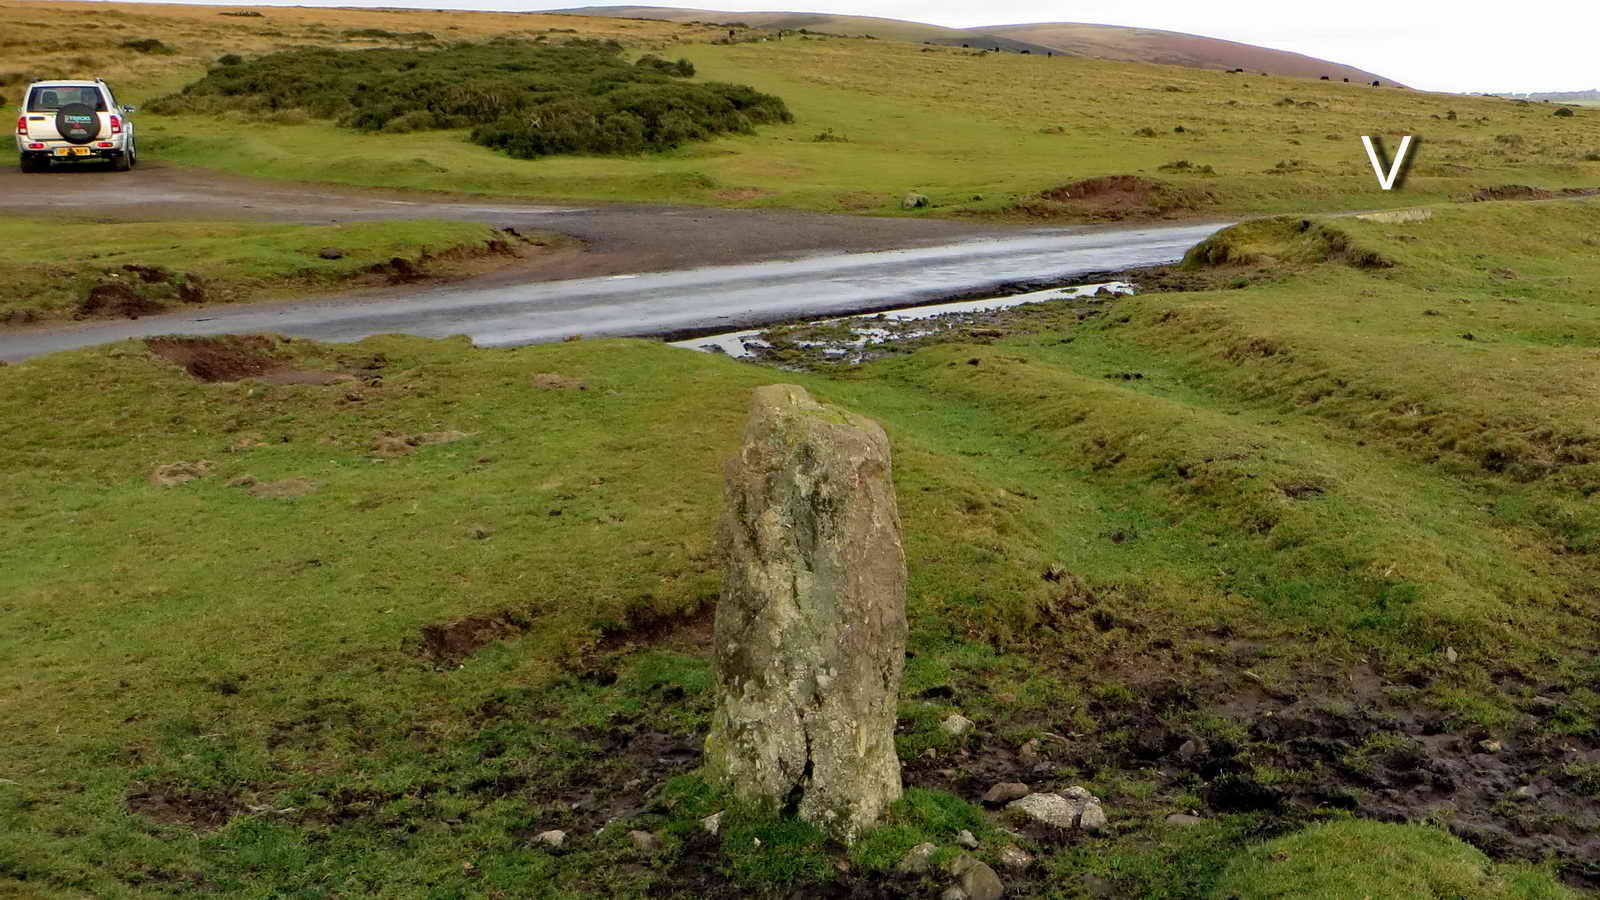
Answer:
[15, 79, 138, 173]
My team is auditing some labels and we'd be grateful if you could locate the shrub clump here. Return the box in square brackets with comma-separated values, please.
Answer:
[218, 9, 264, 16]
[148, 40, 792, 158]
[634, 54, 694, 77]
[1184, 217, 1393, 270]
[120, 38, 175, 55]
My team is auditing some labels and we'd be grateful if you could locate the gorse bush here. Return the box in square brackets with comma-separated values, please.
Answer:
[150, 40, 791, 158]
[119, 38, 174, 55]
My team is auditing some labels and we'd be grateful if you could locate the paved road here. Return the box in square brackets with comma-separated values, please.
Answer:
[0, 165, 1227, 361]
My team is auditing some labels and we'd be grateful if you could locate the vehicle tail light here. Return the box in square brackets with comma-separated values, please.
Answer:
[96, 141, 113, 148]
[15, 115, 25, 136]
[28, 142, 44, 150]
[110, 115, 122, 134]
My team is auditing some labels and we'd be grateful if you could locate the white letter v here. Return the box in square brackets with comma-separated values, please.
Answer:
[1362, 135, 1413, 191]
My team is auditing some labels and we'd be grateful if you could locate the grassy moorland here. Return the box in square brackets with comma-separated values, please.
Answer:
[0, 219, 564, 324]
[3, 198, 1599, 897]
[4, 2, 1599, 217]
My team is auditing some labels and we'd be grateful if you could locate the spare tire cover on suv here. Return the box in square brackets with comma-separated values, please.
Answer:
[55, 103, 101, 144]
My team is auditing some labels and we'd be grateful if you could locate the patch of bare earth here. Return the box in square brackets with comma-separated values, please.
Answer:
[419, 613, 531, 667]
[1471, 184, 1600, 202]
[126, 784, 239, 831]
[531, 372, 588, 390]
[1009, 175, 1213, 222]
[146, 335, 358, 385]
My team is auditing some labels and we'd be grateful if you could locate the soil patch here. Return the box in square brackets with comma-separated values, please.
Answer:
[146, 335, 283, 382]
[419, 612, 530, 667]
[1471, 185, 1600, 202]
[247, 477, 316, 499]
[82, 281, 165, 319]
[150, 460, 212, 487]
[1010, 176, 1212, 222]
[126, 784, 239, 831]
[532, 372, 588, 390]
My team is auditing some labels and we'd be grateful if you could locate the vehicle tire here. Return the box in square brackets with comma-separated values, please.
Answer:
[113, 151, 131, 172]
[128, 138, 138, 167]
[19, 154, 44, 174]
[55, 103, 101, 144]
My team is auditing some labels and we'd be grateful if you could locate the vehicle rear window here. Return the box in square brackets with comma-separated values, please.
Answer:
[27, 86, 106, 112]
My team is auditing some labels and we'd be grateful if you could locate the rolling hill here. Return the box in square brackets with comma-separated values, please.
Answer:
[555, 5, 1397, 83]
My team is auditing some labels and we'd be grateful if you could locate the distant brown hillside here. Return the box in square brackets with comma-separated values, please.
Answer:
[555, 6, 1399, 84]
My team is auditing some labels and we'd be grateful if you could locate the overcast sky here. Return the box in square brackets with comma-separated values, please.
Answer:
[148, 1, 1596, 93]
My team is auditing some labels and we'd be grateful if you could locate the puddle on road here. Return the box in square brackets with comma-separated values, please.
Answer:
[670, 281, 1135, 365]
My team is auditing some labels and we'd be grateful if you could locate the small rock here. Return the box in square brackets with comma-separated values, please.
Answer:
[534, 829, 566, 849]
[941, 888, 968, 900]
[1513, 785, 1537, 800]
[1530, 695, 1560, 712]
[318, 247, 344, 260]
[956, 828, 979, 849]
[628, 830, 661, 853]
[1008, 788, 1107, 832]
[898, 842, 938, 874]
[983, 782, 1030, 805]
[1176, 738, 1203, 761]
[1165, 813, 1205, 827]
[997, 844, 1033, 869]
[949, 856, 1004, 900]
[1007, 792, 1078, 829]
[1445, 646, 1459, 664]
[1078, 801, 1109, 834]
[702, 811, 724, 835]
[942, 713, 974, 736]
[1479, 739, 1503, 754]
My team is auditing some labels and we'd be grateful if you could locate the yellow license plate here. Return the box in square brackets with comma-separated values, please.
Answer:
[54, 147, 92, 157]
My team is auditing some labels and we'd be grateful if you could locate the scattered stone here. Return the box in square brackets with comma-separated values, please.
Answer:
[318, 247, 344, 260]
[1479, 739, 1503, 754]
[150, 460, 213, 487]
[534, 829, 566, 849]
[1078, 801, 1109, 834]
[701, 811, 724, 835]
[1513, 785, 1537, 800]
[902, 192, 930, 209]
[948, 855, 1004, 900]
[1007, 787, 1108, 832]
[1165, 813, 1205, 826]
[1177, 738, 1204, 761]
[1008, 793, 1077, 829]
[983, 782, 1031, 805]
[942, 713, 974, 737]
[897, 842, 938, 874]
[956, 828, 979, 849]
[941, 887, 968, 900]
[704, 385, 909, 844]
[997, 844, 1033, 869]
[1445, 646, 1459, 664]
[628, 830, 661, 853]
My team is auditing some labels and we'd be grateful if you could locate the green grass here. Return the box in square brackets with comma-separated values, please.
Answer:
[11, 3, 1596, 219]
[0, 218, 512, 321]
[133, 38, 1600, 217]
[4, 198, 1600, 895]
[1213, 819, 1576, 898]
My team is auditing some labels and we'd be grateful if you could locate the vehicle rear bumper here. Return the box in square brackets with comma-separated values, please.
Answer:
[16, 136, 129, 158]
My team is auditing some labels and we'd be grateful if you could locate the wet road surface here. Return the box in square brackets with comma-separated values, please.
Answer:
[0, 222, 1224, 362]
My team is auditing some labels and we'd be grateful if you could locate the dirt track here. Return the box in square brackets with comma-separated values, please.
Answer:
[0, 161, 1032, 281]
